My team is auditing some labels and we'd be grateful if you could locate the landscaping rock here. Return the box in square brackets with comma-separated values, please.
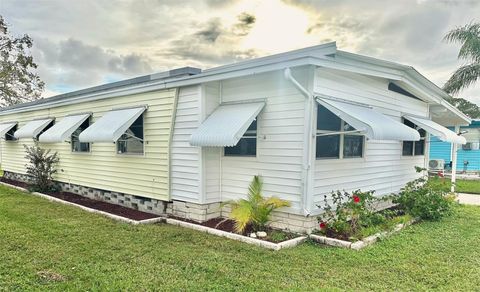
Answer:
[250, 233, 257, 238]
[256, 231, 267, 238]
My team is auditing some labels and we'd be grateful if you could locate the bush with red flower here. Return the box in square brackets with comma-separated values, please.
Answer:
[316, 190, 393, 241]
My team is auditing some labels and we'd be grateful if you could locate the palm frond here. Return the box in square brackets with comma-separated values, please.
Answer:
[263, 196, 291, 209]
[444, 23, 480, 63]
[230, 199, 253, 233]
[247, 175, 263, 202]
[443, 63, 480, 95]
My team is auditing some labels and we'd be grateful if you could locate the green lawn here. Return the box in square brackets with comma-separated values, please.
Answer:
[430, 177, 480, 194]
[456, 179, 480, 194]
[1, 185, 480, 290]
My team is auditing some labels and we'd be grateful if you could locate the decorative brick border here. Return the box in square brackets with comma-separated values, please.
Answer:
[309, 220, 415, 250]
[165, 218, 308, 251]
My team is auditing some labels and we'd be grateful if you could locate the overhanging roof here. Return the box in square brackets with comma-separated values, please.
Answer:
[14, 118, 53, 139]
[404, 115, 466, 144]
[190, 102, 265, 147]
[38, 113, 91, 143]
[79, 107, 146, 143]
[316, 95, 420, 141]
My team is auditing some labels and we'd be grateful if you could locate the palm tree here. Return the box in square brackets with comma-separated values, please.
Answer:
[221, 175, 291, 234]
[443, 22, 480, 95]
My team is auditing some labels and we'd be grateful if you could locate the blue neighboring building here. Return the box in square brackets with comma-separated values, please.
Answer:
[429, 120, 480, 172]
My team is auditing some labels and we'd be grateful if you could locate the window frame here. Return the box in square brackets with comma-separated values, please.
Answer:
[115, 113, 145, 156]
[224, 119, 258, 157]
[402, 119, 426, 156]
[71, 117, 91, 154]
[315, 105, 365, 160]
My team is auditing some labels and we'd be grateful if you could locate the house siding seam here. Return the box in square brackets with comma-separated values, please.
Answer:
[0, 89, 177, 201]
[312, 68, 427, 210]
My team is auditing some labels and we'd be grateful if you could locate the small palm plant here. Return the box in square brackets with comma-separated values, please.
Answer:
[222, 175, 291, 234]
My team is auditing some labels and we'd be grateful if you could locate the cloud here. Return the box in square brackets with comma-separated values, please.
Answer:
[283, 0, 480, 101]
[234, 12, 256, 36]
[3, 0, 480, 103]
[158, 13, 258, 67]
[195, 19, 223, 43]
[33, 38, 154, 90]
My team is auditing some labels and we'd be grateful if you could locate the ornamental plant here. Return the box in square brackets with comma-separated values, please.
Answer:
[221, 175, 291, 234]
[24, 144, 59, 192]
[316, 190, 387, 240]
[390, 168, 455, 221]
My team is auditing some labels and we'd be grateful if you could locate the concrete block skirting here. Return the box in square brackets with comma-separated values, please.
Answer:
[3, 171, 318, 233]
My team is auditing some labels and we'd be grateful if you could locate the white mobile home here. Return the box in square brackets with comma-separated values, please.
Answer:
[0, 43, 470, 232]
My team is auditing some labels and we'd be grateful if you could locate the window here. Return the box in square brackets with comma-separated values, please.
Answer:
[5, 125, 17, 141]
[402, 119, 425, 156]
[316, 105, 364, 159]
[117, 114, 144, 154]
[224, 120, 257, 157]
[71, 118, 90, 152]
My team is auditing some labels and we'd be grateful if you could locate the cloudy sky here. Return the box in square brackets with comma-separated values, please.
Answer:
[2, 0, 480, 103]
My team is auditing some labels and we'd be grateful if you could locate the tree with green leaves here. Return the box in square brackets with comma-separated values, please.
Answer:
[0, 15, 44, 107]
[442, 22, 480, 118]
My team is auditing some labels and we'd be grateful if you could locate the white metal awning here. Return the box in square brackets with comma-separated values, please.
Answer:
[316, 96, 420, 141]
[404, 115, 466, 144]
[38, 113, 91, 143]
[190, 102, 265, 147]
[0, 122, 17, 137]
[79, 107, 146, 143]
[14, 118, 54, 139]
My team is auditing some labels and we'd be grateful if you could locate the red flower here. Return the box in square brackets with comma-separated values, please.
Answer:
[353, 195, 360, 203]
[438, 171, 444, 178]
[319, 222, 327, 229]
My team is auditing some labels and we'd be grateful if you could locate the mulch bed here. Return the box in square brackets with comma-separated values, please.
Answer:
[168, 215, 300, 243]
[0, 178, 160, 221]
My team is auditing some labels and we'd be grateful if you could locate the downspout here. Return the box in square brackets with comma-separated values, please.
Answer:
[284, 67, 313, 216]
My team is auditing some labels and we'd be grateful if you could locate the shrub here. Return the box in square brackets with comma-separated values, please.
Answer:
[391, 173, 455, 221]
[24, 144, 59, 192]
[222, 175, 291, 234]
[317, 190, 385, 240]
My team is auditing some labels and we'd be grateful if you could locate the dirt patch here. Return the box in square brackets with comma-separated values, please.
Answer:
[37, 270, 66, 282]
[1, 178, 160, 221]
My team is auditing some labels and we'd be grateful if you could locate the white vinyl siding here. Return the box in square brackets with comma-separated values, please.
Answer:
[203, 82, 222, 203]
[0, 89, 177, 201]
[208, 68, 310, 211]
[170, 85, 202, 203]
[313, 68, 428, 209]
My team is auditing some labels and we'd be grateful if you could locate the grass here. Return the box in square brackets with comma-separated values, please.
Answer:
[456, 179, 480, 194]
[429, 177, 480, 194]
[1, 185, 480, 290]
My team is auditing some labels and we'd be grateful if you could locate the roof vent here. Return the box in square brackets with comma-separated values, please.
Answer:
[151, 67, 202, 80]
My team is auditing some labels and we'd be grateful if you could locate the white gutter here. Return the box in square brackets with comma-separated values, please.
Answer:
[284, 67, 313, 216]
